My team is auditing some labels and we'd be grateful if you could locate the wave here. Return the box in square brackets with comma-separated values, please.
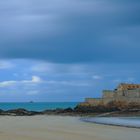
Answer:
[81, 117, 140, 128]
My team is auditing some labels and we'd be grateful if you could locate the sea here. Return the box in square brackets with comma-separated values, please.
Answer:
[0, 102, 78, 111]
[82, 117, 140, 128]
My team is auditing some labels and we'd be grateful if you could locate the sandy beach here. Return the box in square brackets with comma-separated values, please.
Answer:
[0, 116, 139, 140]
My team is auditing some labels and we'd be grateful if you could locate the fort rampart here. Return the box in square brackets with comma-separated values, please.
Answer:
[84, 83, 140, 106]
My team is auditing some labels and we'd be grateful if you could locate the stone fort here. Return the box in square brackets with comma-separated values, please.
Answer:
[85, 83, 140, 106]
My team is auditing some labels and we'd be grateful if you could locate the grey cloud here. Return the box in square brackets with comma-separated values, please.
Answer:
[0, 0, 139, 63]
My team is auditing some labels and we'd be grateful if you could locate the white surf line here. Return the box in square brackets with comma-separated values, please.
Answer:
[81, 117, 140, 128]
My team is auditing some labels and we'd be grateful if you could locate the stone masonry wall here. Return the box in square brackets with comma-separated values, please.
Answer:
[85, 98, 103, 106]
[85, 88, 140, 106]
[85, 97, 140, 106]
[103, 88, 140, 98]
[102, 90, 115, 98]
[124, 89, 140, 98]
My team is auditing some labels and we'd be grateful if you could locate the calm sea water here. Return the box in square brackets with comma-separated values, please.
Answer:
[0, 102, 78, 111]
[83, 117, 140, 128]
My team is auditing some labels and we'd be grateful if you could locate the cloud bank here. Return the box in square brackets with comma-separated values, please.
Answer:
[0, 59, 139, 102]
[0, 0, 139, 63]
[0, 75, 42, 87]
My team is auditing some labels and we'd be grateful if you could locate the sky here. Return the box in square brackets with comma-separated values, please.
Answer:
[0, 0, 139, 102]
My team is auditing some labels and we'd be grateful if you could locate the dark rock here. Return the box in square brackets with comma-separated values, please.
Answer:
[63, 108, 73, 113]
[74, 105, 107, 113]
[0, 109, 4, 113]
[43, 108, 73, 114]
[5, 108, 41, 116]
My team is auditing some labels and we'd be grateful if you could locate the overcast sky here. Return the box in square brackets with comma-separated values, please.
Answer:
[0, 0, 139, 102]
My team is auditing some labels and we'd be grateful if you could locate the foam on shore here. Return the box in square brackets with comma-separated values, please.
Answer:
[82, 117, 140, 128]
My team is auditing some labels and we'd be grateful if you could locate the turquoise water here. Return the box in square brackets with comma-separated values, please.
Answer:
[0, 102, 78, 111]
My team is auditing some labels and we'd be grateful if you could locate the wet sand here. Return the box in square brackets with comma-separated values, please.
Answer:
[0, 116, 139, 140]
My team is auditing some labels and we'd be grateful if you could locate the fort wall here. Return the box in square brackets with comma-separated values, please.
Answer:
[85, 97, 140, 106]
[85, 98, 113, 106]
[102, 90, 115, 98]
[85, 87, 140, 106]
[85, 98, 103, 106]
[103, 88, 140, 98]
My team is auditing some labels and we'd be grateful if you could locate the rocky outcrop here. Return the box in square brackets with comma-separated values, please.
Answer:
[42, 108, 74, 115]
[75, 101, 140, 113]
[0, 108, 42, 116]
[0, 108, 75, 116]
